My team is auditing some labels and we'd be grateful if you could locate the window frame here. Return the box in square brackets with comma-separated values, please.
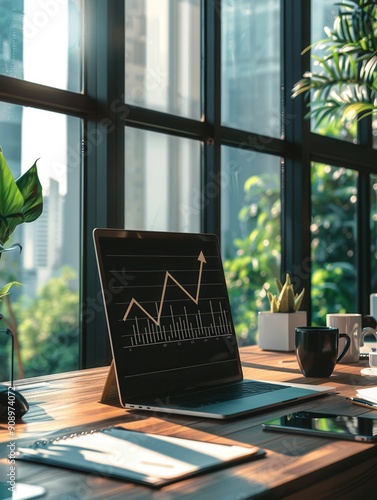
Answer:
[1, 0, 377, 372]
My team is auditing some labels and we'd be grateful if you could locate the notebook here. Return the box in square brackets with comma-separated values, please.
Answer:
[93, 228, 334, 419]
[17, 426, 265, 488]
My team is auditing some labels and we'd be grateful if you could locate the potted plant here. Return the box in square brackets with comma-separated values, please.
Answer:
[258, 273, 306, 351]
[0, 146, 43, 376]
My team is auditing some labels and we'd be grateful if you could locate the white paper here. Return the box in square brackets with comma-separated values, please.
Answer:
[356, 387, 377, 404]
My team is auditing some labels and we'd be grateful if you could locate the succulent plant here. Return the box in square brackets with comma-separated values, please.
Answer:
[266, 273, 305, 313]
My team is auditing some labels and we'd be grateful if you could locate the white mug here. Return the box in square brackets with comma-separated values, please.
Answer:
[326, 313, 377, 363]
[370, 294, 377, 318]
[369, 348, 377, 368]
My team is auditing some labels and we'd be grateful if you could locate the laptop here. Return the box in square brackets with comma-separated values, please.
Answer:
[93, 228, 333, 419]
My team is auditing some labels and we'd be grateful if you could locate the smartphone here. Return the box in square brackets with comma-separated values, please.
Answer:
[262, 411, 377, 442]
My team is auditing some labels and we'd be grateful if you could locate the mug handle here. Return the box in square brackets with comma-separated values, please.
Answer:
[359, 327, 377, 348]
[337, 333, 351, 363]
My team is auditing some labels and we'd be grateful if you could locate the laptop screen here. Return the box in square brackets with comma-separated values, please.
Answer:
[93, 229, 243, 402]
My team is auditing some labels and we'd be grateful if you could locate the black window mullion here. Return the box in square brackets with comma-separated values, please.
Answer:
[82, 0, 107, 369]
[107, 0, 125, 230]
[126, 105, 211, 140]
[82, 0, 124, 369]
[202, 0, 221, 236]
[0, 75, 95, 117]
[282, 0, 312, 312]
[309, 134, 377, 173]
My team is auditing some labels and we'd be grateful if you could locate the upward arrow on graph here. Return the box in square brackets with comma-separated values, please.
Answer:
[122, 251, 207, 326]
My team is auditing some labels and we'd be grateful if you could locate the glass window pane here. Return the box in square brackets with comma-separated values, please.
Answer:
[310, 0, 357, 142]
[0, 0, 82, 92]
[125, 127, 201, 232]
[221, 0, 281, 137]
[125, 0, 201, 119]
[221, 147, 281, 345]
[0, 105, 81, 380]
[373, 121, 377, 150]
[311, 163, 358, 324]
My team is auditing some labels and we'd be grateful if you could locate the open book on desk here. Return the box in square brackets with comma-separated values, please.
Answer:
[16, 426, 265, 488]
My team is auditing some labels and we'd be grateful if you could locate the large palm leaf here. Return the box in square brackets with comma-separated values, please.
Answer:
[292, 0, 377, 124]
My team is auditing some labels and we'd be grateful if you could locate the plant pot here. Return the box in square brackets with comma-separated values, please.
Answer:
[258, 311, 307, 352]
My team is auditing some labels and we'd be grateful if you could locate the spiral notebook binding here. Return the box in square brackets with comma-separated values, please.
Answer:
[30, 426, 112, 449]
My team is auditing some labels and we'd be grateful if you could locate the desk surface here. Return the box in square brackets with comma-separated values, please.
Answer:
[2, 346, 377, 499]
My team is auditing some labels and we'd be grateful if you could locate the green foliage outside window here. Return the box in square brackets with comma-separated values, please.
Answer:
[311, 163, 358, 324]
[224, 172, 281, 346]
[0, 266, 79, 380]
[224, 163, 358, 345]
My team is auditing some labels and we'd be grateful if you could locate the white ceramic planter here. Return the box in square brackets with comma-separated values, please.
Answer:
[258, 311, 307, 351]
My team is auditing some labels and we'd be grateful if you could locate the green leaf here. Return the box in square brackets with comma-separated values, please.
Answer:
[277, 279, 290, 312]
[0, 148, 43, 244]
[274, 277, 283, 293]
[0, 149, 24, 244]
[0, 281, 22, 300]
[294, 288, 305, 311]
[16, 160, 43, 223]
[267, 292, 278, 312]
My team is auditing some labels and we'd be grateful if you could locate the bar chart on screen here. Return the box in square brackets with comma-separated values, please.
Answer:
[126, 300, 233, 347]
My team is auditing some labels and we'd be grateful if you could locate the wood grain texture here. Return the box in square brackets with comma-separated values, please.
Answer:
[2, 347, 377, 499]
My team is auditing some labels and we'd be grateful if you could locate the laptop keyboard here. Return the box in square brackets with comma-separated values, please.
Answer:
[171, 380, 287, 408]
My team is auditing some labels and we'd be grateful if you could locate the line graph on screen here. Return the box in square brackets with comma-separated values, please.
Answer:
[121, 250, 233, 348]
[123, 251, 206, 325]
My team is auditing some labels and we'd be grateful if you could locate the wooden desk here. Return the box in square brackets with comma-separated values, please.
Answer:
[2, 347, 377, 499]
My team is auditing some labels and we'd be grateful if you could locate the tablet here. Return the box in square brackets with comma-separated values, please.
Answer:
[262, 411, 377, 443]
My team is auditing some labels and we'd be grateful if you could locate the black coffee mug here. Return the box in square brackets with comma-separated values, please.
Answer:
[295, 326, 351, 377]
